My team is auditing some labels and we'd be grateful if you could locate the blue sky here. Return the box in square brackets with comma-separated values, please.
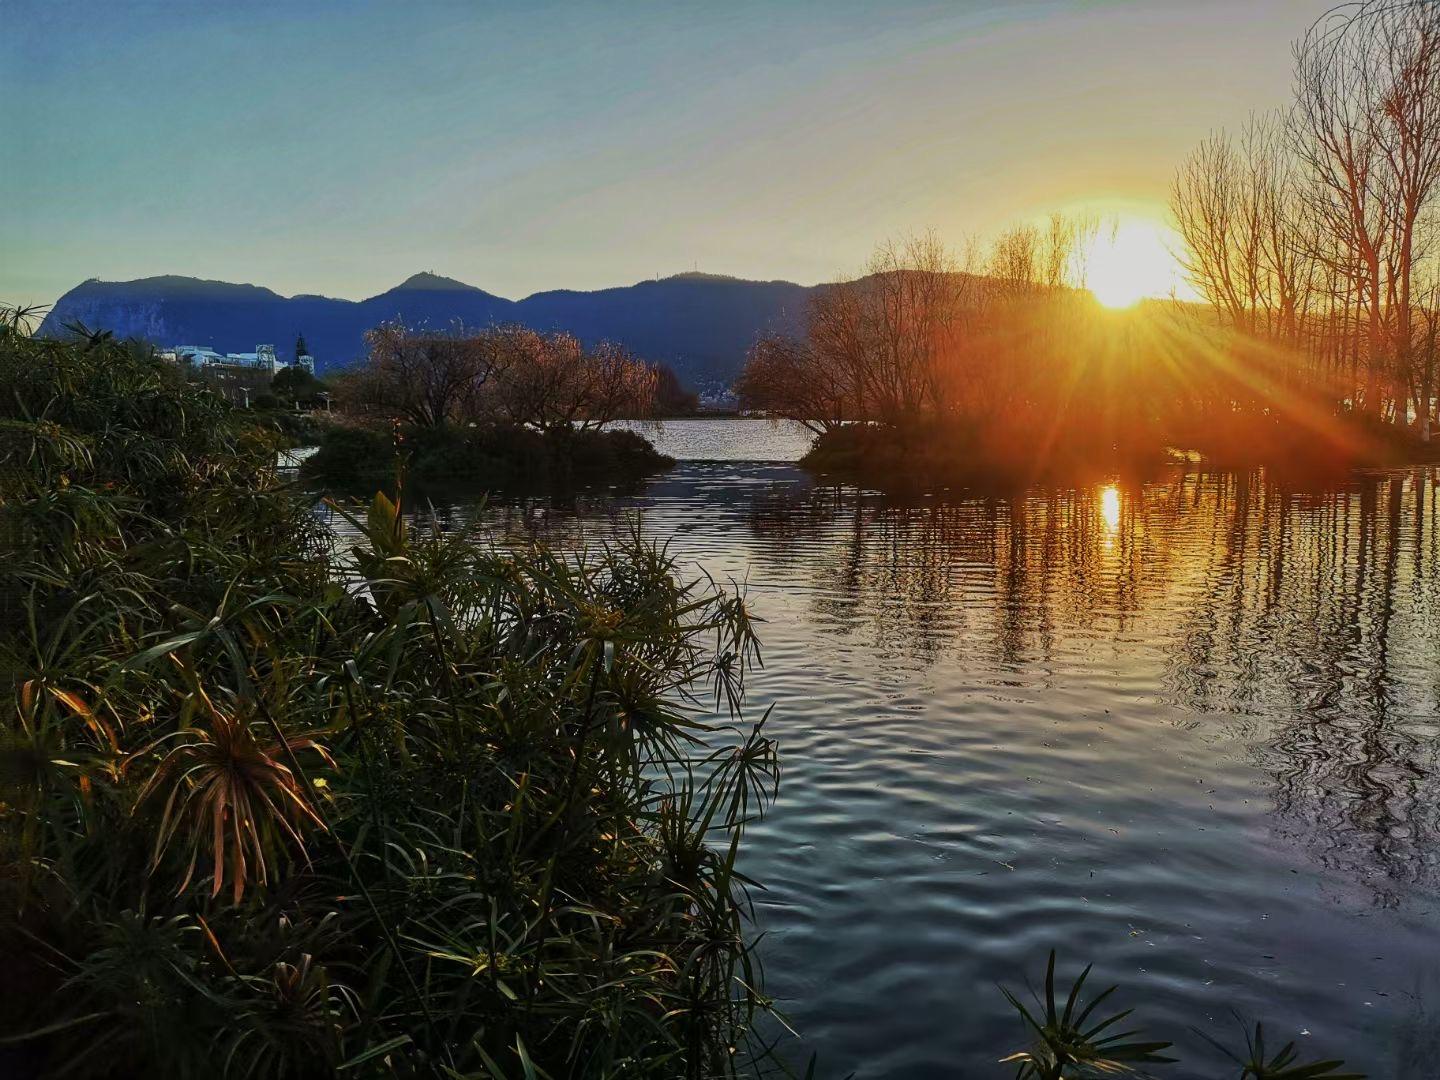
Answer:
[2, 0, 1333, 308]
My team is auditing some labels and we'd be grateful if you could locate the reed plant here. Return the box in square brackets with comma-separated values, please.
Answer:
[1000, 952, 1363, 1080]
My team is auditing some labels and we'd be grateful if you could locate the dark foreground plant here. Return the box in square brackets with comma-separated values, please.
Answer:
[0, 310, 781, 1078]
[999, 951, 1175, 1079]
[1194, 1018, 1364, 1080]
[1000, 952, 1363, 1080]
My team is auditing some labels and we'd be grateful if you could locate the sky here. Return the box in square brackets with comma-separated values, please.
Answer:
[1, 0, 1337, 310]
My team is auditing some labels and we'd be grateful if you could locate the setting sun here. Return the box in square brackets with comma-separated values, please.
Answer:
[1083, 218, 1183, 308]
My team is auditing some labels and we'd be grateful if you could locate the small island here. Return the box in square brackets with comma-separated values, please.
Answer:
[299, 321, 678, 491]
[734, 202, 1440, 489]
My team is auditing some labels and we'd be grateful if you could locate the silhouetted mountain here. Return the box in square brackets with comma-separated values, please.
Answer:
[38, 270, 810, 386]
[392, 271, 484, 291]
[359, 273, 515, 341]
[37, 276, 359, 370]
[515, 274, 810, 387]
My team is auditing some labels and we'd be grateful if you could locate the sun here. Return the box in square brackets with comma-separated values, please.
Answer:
[1083, 218, 1182, 309]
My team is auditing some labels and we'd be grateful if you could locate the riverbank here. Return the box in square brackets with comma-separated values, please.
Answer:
[798, 423, 1174, 489]
[798, 415, 1440, 489]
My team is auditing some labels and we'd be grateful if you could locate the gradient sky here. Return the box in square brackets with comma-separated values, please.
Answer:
[2, 0, 1336, 309]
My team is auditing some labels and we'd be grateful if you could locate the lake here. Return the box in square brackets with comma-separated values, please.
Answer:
[335, 418, 1440, 1077]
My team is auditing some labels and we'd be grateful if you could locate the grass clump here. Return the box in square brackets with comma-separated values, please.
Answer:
[0, 311, 779, 1079]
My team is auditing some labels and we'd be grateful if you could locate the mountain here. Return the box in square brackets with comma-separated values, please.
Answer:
[359, 274, 516, 343]
[515, 274, 810, 388]
[37, 270, 811, 387]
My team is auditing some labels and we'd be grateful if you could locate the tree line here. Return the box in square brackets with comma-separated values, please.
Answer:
[1172, 0, 1440, 437]
[734, 221, 1147, 459]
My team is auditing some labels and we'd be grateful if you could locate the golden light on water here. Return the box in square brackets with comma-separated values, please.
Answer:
[1083, 218, 1185, 309]
[1100, 484, 1121, 532]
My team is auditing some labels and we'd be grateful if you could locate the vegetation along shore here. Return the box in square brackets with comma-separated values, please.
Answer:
[0, 312, 774, 1077]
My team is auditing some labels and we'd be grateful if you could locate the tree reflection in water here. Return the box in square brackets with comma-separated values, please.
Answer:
[745, 467, 1440, 903]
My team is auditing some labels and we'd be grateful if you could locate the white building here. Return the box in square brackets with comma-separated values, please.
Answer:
[163, 342, 313, 374]
[165, 344, 224, 366]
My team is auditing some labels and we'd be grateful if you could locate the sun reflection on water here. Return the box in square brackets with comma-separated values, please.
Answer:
[1100, 484, 1121, 533]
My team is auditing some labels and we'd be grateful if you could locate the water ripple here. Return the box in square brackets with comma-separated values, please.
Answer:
[324, 425, 1440, 1077]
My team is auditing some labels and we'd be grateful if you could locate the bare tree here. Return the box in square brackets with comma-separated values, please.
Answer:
[855, 232, 975, 424]
[989, 213, 1097, 299]
[486, 326, 657, 431]
[1172, 116, 1316, 345]
[988, 224, 1043, 300]
[579, 341, 660, 428]
[734, 332, 859, 433]
[737, 225, 1119, 432]
[1418, 270, 1440, 437]
[1165, 3, 1440, 433]
[1374, 2, 1440, 429]
[1292, 0, 1440, 420]
[1044, 212, 1099, 291]
[341, 321, 659, 432]
[349, 321, 495, 426]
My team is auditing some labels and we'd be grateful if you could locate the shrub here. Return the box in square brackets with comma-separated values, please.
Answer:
[301, 421, 674, 492]
[0, 310, 779, 1079]
[999, 951, 1362, 1079]
[301, 423, 395, 486]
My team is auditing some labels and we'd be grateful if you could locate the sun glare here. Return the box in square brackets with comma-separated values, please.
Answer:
[1083, 219, 1181, 309]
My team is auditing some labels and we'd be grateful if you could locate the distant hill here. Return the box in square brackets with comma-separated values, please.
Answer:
[37, 270, 812, 387]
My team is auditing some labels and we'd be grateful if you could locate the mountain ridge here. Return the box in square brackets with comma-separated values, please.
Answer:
[37, 271, 813, 386]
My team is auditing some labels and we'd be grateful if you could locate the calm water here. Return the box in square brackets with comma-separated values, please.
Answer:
[349, 420, 1440, 1077]
[608, 417, 816, 460]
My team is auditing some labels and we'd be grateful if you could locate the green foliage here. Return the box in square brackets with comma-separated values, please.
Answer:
[271, 365, 326, 404]
[262, 408, 328, 447]
[0, 308, 781, 1078]
[299, 423, 393, 486]
[301, 421, 674, 492]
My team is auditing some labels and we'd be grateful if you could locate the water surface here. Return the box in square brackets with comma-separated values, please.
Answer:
[365, 420, 1440, 1076]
